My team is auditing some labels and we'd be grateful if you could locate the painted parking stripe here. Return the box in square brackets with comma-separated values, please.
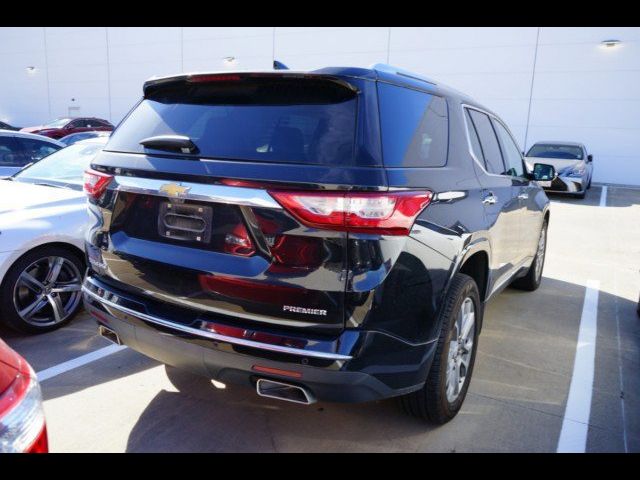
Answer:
[557, 279, 600, 453]
[37, 344, 127, 383]
[599, 186, 608, 207]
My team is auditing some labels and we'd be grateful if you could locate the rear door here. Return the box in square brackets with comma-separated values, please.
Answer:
[89, 74, 384, 335]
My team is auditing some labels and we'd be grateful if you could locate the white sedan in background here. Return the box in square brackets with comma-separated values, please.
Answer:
[0, 137, 107, 333]
[0, 130, 64, 178]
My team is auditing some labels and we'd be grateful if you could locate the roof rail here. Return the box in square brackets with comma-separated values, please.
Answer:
[370, 63, 438, 86]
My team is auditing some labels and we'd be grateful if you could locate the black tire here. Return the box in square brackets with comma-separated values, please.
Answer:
[575, 190, 586, 199]
[587, 178, 592, 189]
[399, 273, 481, 424]
[512, 219, 548, 291]
[0, 245, 84, 334]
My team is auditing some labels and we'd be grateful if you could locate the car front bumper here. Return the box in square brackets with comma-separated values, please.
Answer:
[541, 175, 586, 194]
[82, 274, 436, 403]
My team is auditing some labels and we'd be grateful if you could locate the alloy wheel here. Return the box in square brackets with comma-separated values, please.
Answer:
[534, 227, 547, 281]
[13, 256, 83, 327]
[446, 297, 475, 403]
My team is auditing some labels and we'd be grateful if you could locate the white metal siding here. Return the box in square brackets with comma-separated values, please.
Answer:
[0, 27, 638, 185]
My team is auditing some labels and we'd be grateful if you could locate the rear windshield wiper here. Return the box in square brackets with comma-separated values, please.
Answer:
[139, 135, 199, 155]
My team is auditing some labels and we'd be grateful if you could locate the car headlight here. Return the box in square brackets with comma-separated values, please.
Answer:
[566, 166, 586, 177]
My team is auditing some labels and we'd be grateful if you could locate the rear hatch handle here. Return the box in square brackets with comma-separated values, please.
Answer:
[140, 134, 199, 154]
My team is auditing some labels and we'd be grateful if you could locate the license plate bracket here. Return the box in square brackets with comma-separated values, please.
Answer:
[157, 202, 213, 243]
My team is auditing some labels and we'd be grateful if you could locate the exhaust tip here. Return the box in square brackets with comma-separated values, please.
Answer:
[256, 378, 316, 405]
[98, 325, 122, 346]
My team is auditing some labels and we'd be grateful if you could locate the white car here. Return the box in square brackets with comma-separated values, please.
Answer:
[524, 141, 594, 199]
[0, 137, 107, 333]
[0, 130, 64, 178]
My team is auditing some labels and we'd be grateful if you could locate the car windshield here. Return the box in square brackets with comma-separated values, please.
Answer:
[527, 144, 583, 160]
[44, 118, 72, 128]
[13, 142, 104, 187]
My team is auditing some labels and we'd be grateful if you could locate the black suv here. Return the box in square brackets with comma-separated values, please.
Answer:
[82, 65, 552, 424]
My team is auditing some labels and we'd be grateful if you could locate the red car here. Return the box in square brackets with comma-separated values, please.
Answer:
[21, 117, 113, 140]
[0, 338, 48, 453]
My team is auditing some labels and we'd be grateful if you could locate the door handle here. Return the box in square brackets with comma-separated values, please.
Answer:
[482, 193, 497, 205]
[518, 192, 529, 200]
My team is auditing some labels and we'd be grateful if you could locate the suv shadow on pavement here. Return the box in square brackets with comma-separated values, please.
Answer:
[123, 277, 640, 453]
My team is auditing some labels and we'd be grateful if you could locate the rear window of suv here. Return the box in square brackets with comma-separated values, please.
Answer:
[106, 76, 358, 166]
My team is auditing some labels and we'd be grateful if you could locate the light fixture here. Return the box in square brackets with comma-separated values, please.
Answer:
[601, 39, 621, 48]
[222, 56, 236, 63]
[26, 66, 36, 73]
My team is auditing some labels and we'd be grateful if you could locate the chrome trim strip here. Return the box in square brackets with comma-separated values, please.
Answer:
[82, 282, 352, 361]
[112, 176, 282, 210]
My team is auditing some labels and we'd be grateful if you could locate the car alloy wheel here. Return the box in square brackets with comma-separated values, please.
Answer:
[534, 227, 546, 281]
[13, 256, 83, 327]
[445, 297, 475, 403]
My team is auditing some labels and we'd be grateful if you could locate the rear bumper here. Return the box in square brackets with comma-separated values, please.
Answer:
[82, 274, 436, 403]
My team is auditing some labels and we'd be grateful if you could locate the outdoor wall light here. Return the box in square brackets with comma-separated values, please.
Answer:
[25, 66, 36, 73]
[223, 56, 236, 64]
[600, 39, 621, 48]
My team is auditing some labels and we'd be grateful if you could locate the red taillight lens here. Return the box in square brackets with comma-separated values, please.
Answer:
[187, 74, 242, 83]
[268, 191, 433, 236]
[83, 168, 113, 199]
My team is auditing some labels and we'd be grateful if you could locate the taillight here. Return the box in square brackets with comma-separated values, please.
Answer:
[83, 168, 113, 199]
[0, 368, 48, 453]
[268, 190, 433, 236]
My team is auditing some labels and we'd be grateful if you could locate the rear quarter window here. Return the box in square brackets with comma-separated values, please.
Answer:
[377, 83, 448, 167]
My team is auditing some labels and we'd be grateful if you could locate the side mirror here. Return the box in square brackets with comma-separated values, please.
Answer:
[587, 154, 593, 162]
[533, 163, 556, 181]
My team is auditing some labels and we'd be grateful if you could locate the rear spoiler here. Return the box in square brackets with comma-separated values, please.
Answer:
[142, 71, 359, 98]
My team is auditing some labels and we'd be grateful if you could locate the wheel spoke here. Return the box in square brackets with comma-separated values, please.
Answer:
[19, 297, 48, 319]
[18, 272, 45, 293]
[46, 294, 66, 323]
[51, 283, 82, 293]
[45, 257, 64, 284]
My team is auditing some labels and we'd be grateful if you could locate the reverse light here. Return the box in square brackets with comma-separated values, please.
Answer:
[0, 368, 48, 453]
[83, 168, 113, 199]
[224, 223, 256, 257]
[268, 190, 433, 236]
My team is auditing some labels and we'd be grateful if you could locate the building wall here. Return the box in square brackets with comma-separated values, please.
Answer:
[0, 27, 638, 185]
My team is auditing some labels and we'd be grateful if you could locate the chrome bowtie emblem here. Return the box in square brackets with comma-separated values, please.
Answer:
[160, 183, 191, 198]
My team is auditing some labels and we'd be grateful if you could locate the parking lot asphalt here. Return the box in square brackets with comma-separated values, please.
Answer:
[2, 185, 639, 452]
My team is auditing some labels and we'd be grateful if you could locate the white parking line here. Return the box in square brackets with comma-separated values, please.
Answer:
[557, 280, 600, 453]
[599, 186, 608, 207]
[37, 344, 127, 382]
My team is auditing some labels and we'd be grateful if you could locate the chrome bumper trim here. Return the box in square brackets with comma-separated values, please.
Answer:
[112, 175, 282, 209]
[82, 278, 352, 361]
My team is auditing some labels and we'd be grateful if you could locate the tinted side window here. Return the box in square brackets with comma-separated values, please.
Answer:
[467, 109, 504, 175]
[492, 120, 524, 177]
[16, 138, 60, 162]
[378, 83, 448, 167]
[0, 136, 23, 166]
[464, 109, 485, 164]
